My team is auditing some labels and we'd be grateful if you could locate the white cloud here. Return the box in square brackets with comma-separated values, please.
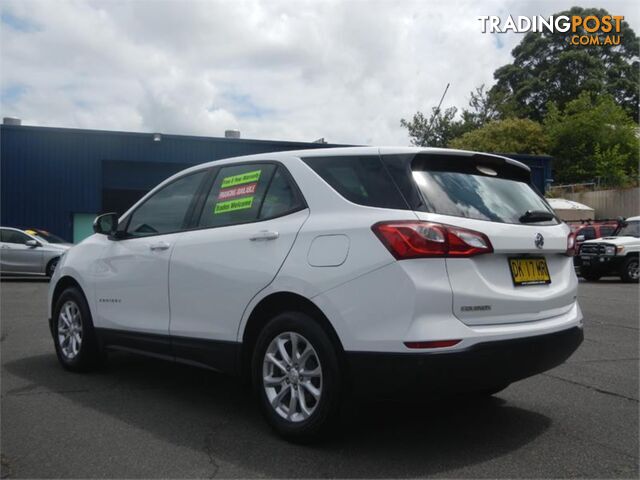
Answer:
[1, 0, 638, 145]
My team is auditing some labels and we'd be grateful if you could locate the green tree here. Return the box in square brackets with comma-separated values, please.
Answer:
[401, 85, 498, 147]
[460, 84, 501, 129]
[400, 106, 468, 147]
[544, 92, 639, 184]
[593, 144, 629, 187]
[490, 6, 639, 121]
[449, 118, 549, 154]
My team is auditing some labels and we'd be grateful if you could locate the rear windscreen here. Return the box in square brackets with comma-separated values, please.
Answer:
[411, 154, 558, 225]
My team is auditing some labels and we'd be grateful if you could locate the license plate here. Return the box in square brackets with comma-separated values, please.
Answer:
[508, 257, 551, 286]
[581, 256, 591, 265]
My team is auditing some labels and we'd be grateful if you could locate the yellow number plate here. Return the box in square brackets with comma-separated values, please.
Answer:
[508, 257, 551, 286]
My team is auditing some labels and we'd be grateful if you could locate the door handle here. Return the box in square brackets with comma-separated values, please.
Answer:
[249, 230, 279, 241]
[149, 241, 171, 251]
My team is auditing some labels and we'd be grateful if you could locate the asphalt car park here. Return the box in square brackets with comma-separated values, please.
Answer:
[0, 278, 638, 478]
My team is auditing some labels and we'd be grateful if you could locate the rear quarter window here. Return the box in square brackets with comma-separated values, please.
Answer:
[301, 155, 409, 209]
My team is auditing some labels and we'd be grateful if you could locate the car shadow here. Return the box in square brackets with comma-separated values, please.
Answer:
[4, 352, 551, 478]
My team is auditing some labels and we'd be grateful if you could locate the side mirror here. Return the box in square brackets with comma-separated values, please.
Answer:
[93, 213, 119, 236]
[25, 239, 41, 248]
[576, 235, 585, 242]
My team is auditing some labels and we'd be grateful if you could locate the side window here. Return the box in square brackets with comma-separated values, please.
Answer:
[126, 170, 207, 237]
[198, 164, 275, 228]
[1, 230, 30, 244]
[582, 227, 596, 240]
[259, 167, 304, 219]
[301, 155, 408, 209]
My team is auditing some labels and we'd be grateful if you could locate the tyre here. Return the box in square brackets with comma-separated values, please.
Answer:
[46, 257, 59, 278]
[52, 287, 102, 372]
[621, 257, 639, 283]
[581, 268, 601, 282]
[252, 311, 343, 442]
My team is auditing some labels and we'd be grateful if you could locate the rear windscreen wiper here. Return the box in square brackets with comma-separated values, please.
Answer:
[519, 210, 555, 223]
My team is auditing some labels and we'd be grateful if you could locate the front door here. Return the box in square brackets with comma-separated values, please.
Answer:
[0, 229, 43, 274]
[94, 170, 209, 349]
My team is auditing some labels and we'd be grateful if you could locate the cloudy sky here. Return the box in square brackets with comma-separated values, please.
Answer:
[1, 0, 638, 145]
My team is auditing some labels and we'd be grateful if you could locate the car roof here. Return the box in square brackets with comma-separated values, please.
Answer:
[175, 146, 531, 178]
[626, 216, 640, 222]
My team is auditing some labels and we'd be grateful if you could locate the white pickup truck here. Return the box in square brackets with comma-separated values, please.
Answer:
[579, 216, 640, 282]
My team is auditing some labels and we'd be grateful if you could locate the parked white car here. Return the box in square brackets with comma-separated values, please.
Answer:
[579, 216, 640, 282]
[1, 227, 72, 277]
[48, 147, 583, 440]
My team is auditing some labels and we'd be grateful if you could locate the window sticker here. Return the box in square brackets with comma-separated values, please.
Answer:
[220, 170, 262, 188]
[213, 168, 263, 215]
[214, 196, 254, 214]
[218, 182, 257, 200]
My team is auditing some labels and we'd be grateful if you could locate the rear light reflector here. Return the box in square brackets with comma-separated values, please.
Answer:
[372, 221, 493, 259]
[404, 340, 461, 349]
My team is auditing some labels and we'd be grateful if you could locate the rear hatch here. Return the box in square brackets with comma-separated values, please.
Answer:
[382, 150, 576, 326]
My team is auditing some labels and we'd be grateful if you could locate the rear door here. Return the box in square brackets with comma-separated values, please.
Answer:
[169, 162, 308, 363]
[397, 152, 576, 326]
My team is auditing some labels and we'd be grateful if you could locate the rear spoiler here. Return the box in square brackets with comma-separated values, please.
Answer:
[410, 152, 531, 184]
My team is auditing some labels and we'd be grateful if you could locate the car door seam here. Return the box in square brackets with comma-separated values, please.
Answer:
[235, 209, 312, 342]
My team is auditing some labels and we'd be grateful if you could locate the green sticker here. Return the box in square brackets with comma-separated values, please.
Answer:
[221, 170, 262, 188]
[214, 196, 254, 214]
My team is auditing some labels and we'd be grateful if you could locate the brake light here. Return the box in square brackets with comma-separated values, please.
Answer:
[372, 221, 493, 259]
[566, 233, 576, 257]
[404, 339, 461, 349]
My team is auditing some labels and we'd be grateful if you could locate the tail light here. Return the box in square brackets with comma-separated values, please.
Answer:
[566, 233, 576, 257]
[371, 221, 493, 259]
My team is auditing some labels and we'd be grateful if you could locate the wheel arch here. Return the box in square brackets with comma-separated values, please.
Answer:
[240, 291, 346, 378]
[51, 275, 84, 313]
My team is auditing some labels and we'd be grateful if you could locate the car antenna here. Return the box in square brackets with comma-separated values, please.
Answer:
[423, 83, 450, 144]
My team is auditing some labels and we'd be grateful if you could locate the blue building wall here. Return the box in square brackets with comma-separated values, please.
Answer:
[502, 153, 554, 195]
[1, 124, 553, 242]
[0, 125, 343, 241]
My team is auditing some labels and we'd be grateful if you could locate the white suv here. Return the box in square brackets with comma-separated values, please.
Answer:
[48, 147, 583, 440]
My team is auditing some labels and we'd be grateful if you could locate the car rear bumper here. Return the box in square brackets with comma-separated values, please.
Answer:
[346, 326, 583, 396]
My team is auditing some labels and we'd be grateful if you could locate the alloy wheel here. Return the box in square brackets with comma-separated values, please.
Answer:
[47, 257, 59, 277]
[262, 331, 323, 422]
[628, 260, 639, 281]
[58, 300, 83, 360]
